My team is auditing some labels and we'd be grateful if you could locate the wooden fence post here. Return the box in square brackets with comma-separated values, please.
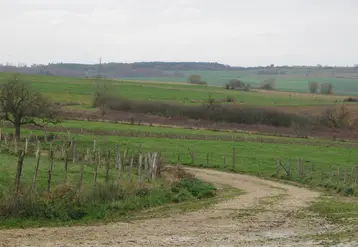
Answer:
[15, 151, 25, 194]
[129, 153, 134, 183]
[25, 137, 28, 154]
[64, 149, 69, 183]
[188, 148, 195, 164]
[223, 153, 227, 169]
[116, 149, 122, 189]
[276, 159, 281, 176]
[93, 139, 96, 152]
[105, 150, 110, 185]
[97, 148, 101, 167]
[144, 154, 149, 179]
[47, 150, 54, 193]
[92, 161, 98, 194]
[44, 131, 48, 143]
[78, 162, 85, 190]
[151, 153, 157, 180]
[86, 148, 90, 163]
[177, 152, 181, 165]
[138, 152, 143, 184]
[232, 147, 236, 169]
[32, 147, 41, 191]
[206, 153, 209, 167]
[72, 139, 76, 164]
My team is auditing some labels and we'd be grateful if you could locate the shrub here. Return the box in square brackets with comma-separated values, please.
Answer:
[243, 84, 250, 91]
[343, 97, 358, 102]
[320, 83, 333, 94]
[225, 79, 245, 90]
[226, 96, 235, 102]
[171, 178, 216, 199]
[260, 78, 276, 90]
[187, 74, 207, 85]
[93, 96, 308, 128]
[320, 104, 351, 128]
[308, 82, 319, 93]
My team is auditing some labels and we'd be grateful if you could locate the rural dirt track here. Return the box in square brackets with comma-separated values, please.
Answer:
[0, 168, 348, 247]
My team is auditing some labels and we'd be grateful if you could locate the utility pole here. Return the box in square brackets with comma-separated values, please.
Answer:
[97, 57, 102, 79]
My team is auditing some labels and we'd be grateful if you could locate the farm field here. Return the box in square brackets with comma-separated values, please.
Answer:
[120, 69, 358, 95]
[3, 119, 357, 148]
[0, 72, 348, 108]
[3, 125, 358, 192]
[1, 71, 358, 245]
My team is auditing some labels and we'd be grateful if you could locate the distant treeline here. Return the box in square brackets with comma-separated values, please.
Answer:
[1, 62, 358, 79]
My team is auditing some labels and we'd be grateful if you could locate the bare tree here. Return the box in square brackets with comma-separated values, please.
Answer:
[0, 74, 61, 140]
[308, 81, 319, 93]
[321, 83, 333, 95]
[321, 104, 351, 128]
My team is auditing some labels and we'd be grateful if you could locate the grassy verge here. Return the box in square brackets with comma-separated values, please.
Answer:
[304, 196, 358, 244]
[0, 151, 219, 229]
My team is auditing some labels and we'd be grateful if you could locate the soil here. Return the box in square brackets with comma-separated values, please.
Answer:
[0, 167, 352, 247]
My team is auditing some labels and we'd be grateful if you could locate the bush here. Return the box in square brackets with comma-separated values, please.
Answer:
[187, 74, 207, 85]
[171, 178, 216, 199]
[225, 79, 245, 90]
[226, 96, 235, 102]
[320, 83, 333, 94]
[343, 97, 358, 102]
[93, 96, 308, 128]
[320, 104, 351, 128]
[260, 78, 276, 90]
[308, 82, 319, 93]
[0, 178, 215, 224]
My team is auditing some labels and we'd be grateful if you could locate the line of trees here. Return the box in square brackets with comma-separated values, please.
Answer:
[308, 82, 333, 94]
[187, 74, 207, 85]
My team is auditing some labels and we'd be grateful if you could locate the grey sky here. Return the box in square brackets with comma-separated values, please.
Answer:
[0, 0, 357, 66]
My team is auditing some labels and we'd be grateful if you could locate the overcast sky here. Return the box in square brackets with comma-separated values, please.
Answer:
[0, 0, 357, 66]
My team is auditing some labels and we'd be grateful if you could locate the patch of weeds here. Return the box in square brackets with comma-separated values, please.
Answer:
[0, 177, 219, 229]
[171, 178, 216, 199]
[308, 196, 358, 224]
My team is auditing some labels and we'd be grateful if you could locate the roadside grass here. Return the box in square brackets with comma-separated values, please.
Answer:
[0, 151, 218, 229]
[304, 196, 358, 244]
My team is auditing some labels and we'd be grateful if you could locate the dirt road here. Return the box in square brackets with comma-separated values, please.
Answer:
[0, 168, 346, 247]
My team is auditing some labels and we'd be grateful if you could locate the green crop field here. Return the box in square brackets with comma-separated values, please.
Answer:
[120, 69, 358, 95]
[0, 72, 346, 107]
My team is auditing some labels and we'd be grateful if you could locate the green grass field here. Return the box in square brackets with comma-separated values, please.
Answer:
[0, 72, 346, 107]
[4, 124, 358, 195]
[1, 70, 358, 232]
[120, 70, 358, 95]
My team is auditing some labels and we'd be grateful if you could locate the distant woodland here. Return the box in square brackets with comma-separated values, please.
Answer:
[1, 62, 357, 79]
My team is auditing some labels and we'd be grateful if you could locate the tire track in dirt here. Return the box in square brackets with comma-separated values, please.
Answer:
[0, 167, 337, 247]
